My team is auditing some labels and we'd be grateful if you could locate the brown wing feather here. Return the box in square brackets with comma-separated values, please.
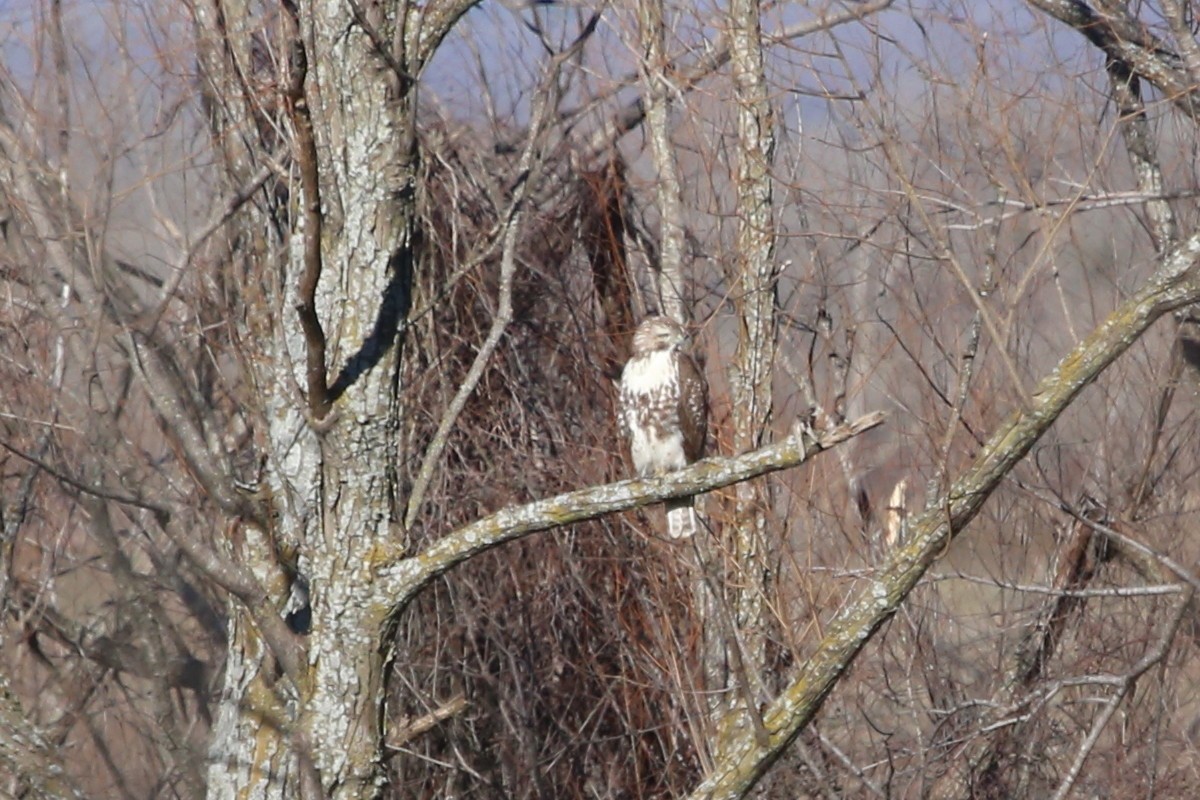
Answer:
[677, 351, 708, 463]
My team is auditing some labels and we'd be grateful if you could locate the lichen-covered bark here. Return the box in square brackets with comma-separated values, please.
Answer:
[688, 231, 1200, 800]
[1026, 0, 1200, 117]
[203, 2, 476, 798]
[379, 412, 886, 603]
[206, 599, 301, 800]
[724, 0, 778, 704]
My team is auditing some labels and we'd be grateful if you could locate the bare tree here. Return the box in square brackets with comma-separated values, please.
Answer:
[9, 2, 1200, 799]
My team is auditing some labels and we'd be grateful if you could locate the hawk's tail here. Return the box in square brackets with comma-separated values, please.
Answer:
[666, 496, 698, 539]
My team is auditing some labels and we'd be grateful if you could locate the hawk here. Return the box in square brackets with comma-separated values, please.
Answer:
[618, 316, 709, 538]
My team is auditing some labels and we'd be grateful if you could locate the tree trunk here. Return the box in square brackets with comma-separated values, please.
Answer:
[637, 0, 687, 323]
[725, 0, 778, 706]
[205, 0, 425, 795]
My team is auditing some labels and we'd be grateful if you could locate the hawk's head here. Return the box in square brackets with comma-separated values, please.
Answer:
[631, 315, 688, 356]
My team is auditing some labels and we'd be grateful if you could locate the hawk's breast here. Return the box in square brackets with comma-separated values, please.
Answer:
[619, 350, 687, 476]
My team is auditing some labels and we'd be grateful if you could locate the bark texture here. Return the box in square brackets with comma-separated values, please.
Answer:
[723, 0, 779, 710]
[204, 2, 476, 798]
[688, 230, 1200, 798]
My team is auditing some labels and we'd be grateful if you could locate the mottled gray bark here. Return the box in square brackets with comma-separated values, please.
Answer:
[636, 0, 687, 324]
[725, 0, 778, 710]
[204, 2, 478, 798]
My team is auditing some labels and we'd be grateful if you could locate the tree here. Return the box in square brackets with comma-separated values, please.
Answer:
[6, 2, 1200, 799]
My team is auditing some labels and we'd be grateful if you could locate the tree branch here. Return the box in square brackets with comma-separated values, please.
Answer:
[727, 0, 780, 708]
[1107, 51, 1178, 253]
[686, 230, 1200, 799]
[637, 0, 687, 323]
[283, 1, 331, 421]
[581, 0, 895, 162]
[1, 433, 304, 689]
[379, 412, 886, 605]
[1027, 0, 1200, 118]
[408, 0, 486, 70]
[385, 694, 468, 750]
[1048, 584, 1192, 800]
[0, 113, 259, 525]
[402, 55, 561, 530]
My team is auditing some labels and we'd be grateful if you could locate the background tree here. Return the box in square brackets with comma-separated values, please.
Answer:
[6, 2, 1200, 800]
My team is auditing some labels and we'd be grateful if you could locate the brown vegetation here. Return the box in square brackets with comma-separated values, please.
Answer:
[5, 2, 1200, 799]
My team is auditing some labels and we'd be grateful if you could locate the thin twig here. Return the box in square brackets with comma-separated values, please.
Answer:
[581, 0, 896, 162]
[403, 28, 593, 530]
[1048, 586, 1193, 800]
[386, 694, 468, 749]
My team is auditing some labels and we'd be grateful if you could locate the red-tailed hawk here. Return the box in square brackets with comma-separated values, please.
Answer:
[618, 316, 709, 538]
